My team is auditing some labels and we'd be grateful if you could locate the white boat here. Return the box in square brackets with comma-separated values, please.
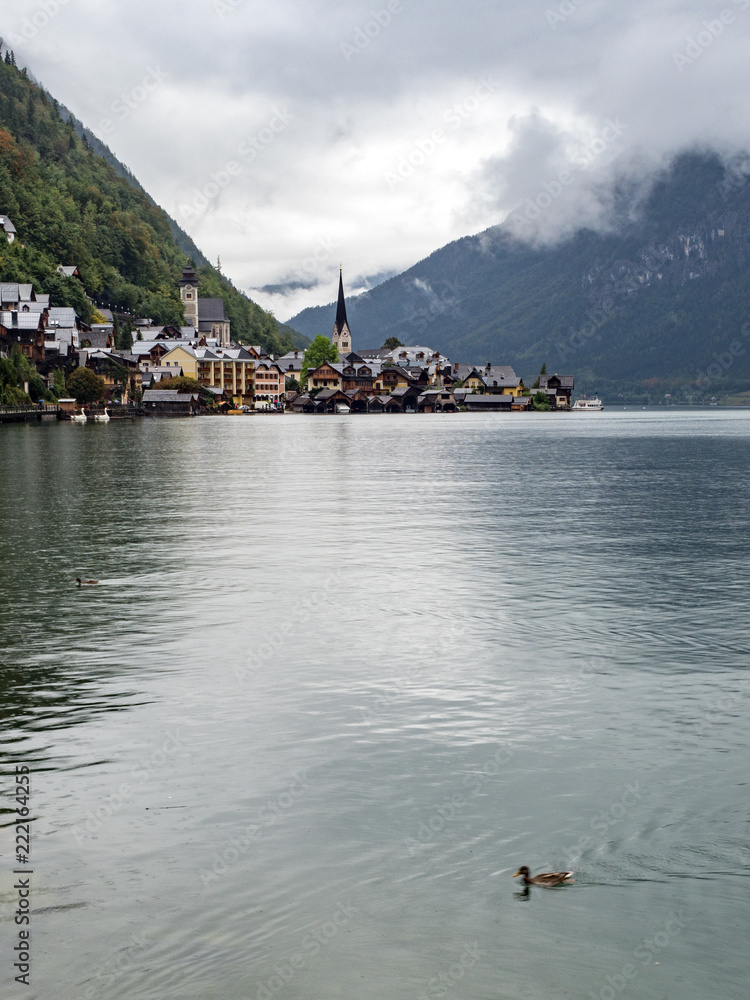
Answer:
[335, 404, 351, 414]
[71, 412, 87, 422]
[572, 396, 603, 411]
[93, 411, 110, 422]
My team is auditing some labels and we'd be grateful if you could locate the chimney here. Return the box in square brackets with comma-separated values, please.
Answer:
[453, 362, 459, 373]
[485, 362, 491, 372]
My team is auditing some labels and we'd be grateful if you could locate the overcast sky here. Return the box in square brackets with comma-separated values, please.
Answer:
[5, 0, 750, 320]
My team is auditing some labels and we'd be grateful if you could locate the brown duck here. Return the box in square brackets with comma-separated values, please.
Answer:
[513, 866, 573, 887]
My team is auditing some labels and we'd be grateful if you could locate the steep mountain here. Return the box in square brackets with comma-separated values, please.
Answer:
[0, 52, 301, 354]
[290, 152, 750, 402]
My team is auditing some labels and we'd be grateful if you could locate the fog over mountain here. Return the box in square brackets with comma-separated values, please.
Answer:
[4, 0, 750, 317]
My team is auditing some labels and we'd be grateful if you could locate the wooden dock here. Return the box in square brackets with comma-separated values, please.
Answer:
[0, 404, 60, 423]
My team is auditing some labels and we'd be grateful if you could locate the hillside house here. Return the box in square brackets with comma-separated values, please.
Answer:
[0, 215, 16, 243]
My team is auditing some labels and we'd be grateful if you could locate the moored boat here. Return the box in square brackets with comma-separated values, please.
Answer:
[572, 395, 603, 411]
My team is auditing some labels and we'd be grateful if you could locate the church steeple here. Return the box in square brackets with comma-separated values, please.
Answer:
[331, 267, 351, 357]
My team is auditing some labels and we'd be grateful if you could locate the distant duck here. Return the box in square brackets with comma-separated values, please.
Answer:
[513, 867, 574, 887]
[75, 578, 99, 586]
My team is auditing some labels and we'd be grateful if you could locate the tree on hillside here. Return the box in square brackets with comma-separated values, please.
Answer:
[67, 367, 106, 403]
[300, 335, 339, 383]
[383, 336, 404, 350]
[532, 362, 547, 389]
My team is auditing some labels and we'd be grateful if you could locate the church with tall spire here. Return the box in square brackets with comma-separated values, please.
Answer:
[331, 267, 351, 358]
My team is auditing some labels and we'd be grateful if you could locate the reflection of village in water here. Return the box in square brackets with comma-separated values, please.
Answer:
[0, 250, 574, 417]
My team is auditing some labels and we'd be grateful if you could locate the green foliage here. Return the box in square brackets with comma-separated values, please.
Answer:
[154, 375, 201, 394]
[301, 335, 339, 383]
[9, 343, 34, 381]
[0, 58, 291, 354]
[1, 384, 31, 405]
[67, 366, 106, 403]
[383, 336, 404, 349]
[0, 355, 16, 388]
[531, 391, 551, 411]
[0, 344, 44, 403]
[27, 374, 52, 402]
[52, 368, 66, 397]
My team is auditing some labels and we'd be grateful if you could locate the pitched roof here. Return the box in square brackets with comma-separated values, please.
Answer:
[357, 348, 392, 359]
[79, 330, 112, 348]
[463, 393, 513, 407]
[333, 268, 349, 335]
[1, 310, 42, 330]
[162, 344, 197, 358]
[482, 375, 521, 389]
[198, 298, 229, 322]
[540, 373, 574, 389]
[0, 215, 17, 234]
[280, 357, 303, 372]
[47, 307, 78, 327]
[309, 361, 345, 374]
[142, 390, 199, 402]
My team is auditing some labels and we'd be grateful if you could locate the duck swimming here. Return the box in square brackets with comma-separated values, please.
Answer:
[75, 578, 99, 585]
[513, 867, 573, 887]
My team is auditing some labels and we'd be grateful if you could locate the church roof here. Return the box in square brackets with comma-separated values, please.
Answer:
[333, 268, 349, 334]
[198, 298, 229, 322]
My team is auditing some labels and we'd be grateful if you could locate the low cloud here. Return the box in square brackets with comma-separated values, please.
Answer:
[5, 0, 750, 317]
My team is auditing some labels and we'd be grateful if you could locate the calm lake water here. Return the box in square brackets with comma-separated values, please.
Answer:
[1, 409, 748, 1000]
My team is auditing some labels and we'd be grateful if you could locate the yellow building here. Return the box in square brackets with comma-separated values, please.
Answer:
[161, 345, 199, 378]
[196, 348, 255, 406]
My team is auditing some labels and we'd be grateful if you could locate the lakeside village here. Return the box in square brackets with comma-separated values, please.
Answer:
[0, 228, 576, 420]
